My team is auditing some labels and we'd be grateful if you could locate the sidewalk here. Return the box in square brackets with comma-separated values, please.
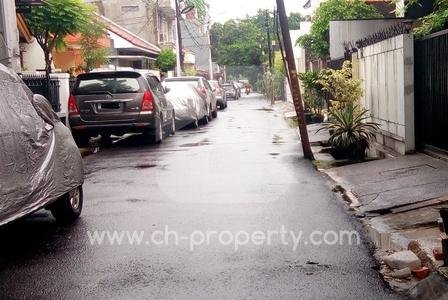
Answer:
[280, 102, 448, 296]
[326, 154, 448, 250]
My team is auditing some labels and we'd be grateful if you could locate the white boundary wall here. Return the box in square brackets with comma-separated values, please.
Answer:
[357, 34, 415, 155]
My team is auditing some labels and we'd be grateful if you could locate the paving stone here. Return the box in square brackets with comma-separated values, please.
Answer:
[383, 250, 422, 270]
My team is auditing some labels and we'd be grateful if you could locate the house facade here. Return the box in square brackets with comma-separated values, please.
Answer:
[87, 0, 176, 51]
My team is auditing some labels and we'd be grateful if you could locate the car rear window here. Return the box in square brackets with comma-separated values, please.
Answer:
[75, 76, 141, 94]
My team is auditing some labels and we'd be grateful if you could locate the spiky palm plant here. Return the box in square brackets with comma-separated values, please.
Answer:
[319, 104, 380, 160]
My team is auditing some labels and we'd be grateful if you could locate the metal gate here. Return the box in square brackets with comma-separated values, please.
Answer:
[414, 29, 448, 152]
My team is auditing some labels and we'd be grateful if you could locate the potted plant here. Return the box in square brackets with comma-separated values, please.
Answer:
[319, 104, 379, 160]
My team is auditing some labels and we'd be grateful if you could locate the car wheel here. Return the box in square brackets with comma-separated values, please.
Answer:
[209, 106, 213, 121]
[212, 109, 218, 118]
[169, 113, 176, 135]
[189, 118, 198, 128]
[154, 118, 163, 143]
[73, 133, 90, 148]
[142, 117, 163, 144]
[200, 105, 210, 125]
[50, 186, 83, 224]
[200, 115, 209, 125]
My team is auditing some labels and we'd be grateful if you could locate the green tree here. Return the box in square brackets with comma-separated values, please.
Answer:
[288, 12, 304, 30]
[27, 0, 96, 74]
[211, 10, 304, 67]
[408, 0, 448, 38]
[156, 49, 177, 73]
[297, 0, 382, 58]
[80, 21, 110, 72]
[213, 19, 264, 67]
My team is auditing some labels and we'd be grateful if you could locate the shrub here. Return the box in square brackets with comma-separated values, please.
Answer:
[318, 61, 363, 108]
[298, 71, 326, 116]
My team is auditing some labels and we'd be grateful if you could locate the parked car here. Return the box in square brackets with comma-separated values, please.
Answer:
[223, 83, 238, 100]
[209, 80, 227, 109]
[0, 64, 84, 226]
[163, 76, 218, 120]
[163, 81, 208, 129]
[69, 71, 175, 145]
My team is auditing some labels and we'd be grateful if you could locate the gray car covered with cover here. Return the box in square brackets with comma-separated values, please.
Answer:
[0, 64, 84, 226]
[164, 82, 208, 129]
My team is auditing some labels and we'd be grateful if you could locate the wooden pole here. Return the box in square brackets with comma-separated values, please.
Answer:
[276, 0, 314, 160]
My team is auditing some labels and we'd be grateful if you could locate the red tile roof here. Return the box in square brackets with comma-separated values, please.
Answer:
[96, 13, 160, 55]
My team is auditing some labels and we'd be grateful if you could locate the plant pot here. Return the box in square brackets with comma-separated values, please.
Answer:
[311, 114, 324, 123]
[346, 143, 368, 161]
[330, 147, 347, 160]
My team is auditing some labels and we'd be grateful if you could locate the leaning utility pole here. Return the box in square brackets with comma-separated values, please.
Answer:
[266, 11, 275, 105]
[276, 0, 314, 160]
[266, 11, 272, 71]
[174, 0, 184, 76]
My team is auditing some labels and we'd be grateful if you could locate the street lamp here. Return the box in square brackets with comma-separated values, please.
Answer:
[174, 0, 194, 77]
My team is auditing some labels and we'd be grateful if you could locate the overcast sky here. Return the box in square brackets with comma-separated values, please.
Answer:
[207, 0, 308, 23]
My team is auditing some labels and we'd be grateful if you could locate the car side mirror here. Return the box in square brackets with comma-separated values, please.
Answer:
[164, 86, 170, 94]
[32, 94, 58, 126]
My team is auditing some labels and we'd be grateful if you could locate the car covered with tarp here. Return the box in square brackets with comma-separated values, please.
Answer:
[0, 64, 84, 226]
[163, 81, 208, 129]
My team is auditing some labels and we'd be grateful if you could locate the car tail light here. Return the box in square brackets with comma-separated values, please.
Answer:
[141, 90, 154, 111]
[68, 94, 79, 115]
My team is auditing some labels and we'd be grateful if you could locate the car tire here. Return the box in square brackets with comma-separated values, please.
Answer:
[142, 117, 163, 144]
[200, 115, 209, 125]
[191, 118, 199, 128]
[50, 186, 83, 224]
[209, 105, 213, 121]
[73, 133, 90, 148]
[169, 113, 176, 135]
[200, 105, 210, 125]
[212, 109, 218, 118]
[153, 118, 163, 143]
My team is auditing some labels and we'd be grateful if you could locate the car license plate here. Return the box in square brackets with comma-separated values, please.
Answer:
[98, 103, 120, 110]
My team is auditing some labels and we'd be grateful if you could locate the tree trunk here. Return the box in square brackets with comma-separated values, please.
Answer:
[44, 49, 51, 101]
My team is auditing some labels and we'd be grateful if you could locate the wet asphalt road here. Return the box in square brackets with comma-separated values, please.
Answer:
[0, 94, 400, 299]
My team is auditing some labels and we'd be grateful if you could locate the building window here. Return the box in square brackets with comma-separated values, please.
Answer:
[121, 5, 139, 12]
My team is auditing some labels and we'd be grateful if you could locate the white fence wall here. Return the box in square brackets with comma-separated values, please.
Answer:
[357, 34, 415, 155]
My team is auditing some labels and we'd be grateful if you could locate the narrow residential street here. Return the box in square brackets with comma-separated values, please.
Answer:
[0, 94, 399, 299]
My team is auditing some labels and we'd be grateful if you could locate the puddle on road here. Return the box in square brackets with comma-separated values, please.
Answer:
[254, 107, 274, 112]
[272, 134, 284, 144]
[126, 198, 147, 203]
[179, 138, 212, 147]
[134, 164, 157, 169]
